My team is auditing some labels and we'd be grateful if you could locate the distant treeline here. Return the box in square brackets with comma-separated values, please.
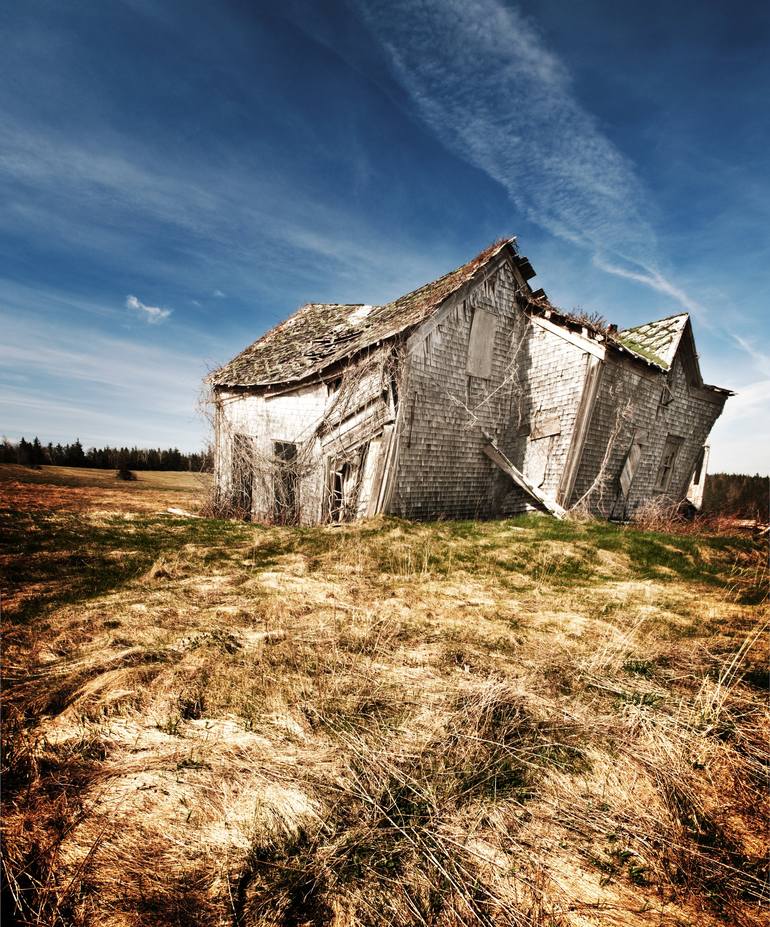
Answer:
[1, 437, 211, 472]
[702, 473, 769, 521]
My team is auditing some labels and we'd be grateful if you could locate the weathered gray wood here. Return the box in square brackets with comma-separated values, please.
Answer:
[531, 415, 561, 440]
[619, 440, 642, 497]
[375, 425, 398, 514]
[212, 243, 729, 525]
[557, 355, 603, 507]
[483, 442, 566, 519]
[466, 307, 497, 379]
[367, 426, 392, 516]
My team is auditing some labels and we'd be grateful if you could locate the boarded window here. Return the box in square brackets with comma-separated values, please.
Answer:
[525, 436, 551, 488]
[655, 435, 683, 491]
[273, 441, 298, 524]
[466, 308, 497, 379]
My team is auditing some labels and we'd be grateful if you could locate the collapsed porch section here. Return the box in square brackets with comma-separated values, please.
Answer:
[213, 347, 401, 524]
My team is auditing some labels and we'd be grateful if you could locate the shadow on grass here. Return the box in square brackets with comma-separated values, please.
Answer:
[0, 509, 252, 624]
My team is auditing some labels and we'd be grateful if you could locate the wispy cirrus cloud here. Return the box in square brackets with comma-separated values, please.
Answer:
[126, 294, 171, 323]
[355, 0, 701, 312]
[0, 120, 451, 308]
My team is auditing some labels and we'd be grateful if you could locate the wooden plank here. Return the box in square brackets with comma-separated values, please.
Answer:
[530, 314, 606, 360]
[483, 442, 566, 519]
[619, 441, 642, 497]
[557, 355, 603, 507]
[686, 444, 709, 510]
[367, 426, 392, 516]
[374, 425, 398, 514]
[530, 415, 561, 440]
[466, 308, 497, 379]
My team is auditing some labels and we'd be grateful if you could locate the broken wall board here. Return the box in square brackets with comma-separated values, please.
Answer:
[524, 435, 552, 488]
[557, 354, 603, 507]
[530, 415, 561, 440]
[483, 442, 566, 518]
[530, 314, 606, 360]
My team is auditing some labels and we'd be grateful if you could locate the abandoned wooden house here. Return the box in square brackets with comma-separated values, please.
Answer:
[207, 238, 731, 524]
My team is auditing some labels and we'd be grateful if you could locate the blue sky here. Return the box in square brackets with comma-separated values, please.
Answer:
[1, 0, 768, 473]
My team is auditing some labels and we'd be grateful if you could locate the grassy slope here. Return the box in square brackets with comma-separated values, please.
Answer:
[1, 472, 768, 927]
[0, 465, 206, 491]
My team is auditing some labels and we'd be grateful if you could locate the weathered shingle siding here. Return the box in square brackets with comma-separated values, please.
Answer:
[387, 259, 591, 519]
[571, 350, 726, 516]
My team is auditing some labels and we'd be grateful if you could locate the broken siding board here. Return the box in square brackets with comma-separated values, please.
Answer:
[530, 314, 606, 360]
[525, 436, 551, 487]
[686, 444, 709, 509]
[352, 437, 381, 518]
[366, 426, 392, 515]
[376, 425, 400, 514]
[530, 415, 561, 440]
[483, 442, 566, 518]
[557, 355, 603, 507]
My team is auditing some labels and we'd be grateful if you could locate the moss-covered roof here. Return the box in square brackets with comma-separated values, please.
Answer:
[616, 313, 689, 369]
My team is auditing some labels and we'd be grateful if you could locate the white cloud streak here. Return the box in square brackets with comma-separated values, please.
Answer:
[0, 310, 207, 448]
[356, 0, 705, 313]
[126, 294, 171, 323]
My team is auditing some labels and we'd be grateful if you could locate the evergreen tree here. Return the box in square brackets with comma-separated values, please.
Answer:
[66, 438, 86, 467]
[30, 437, 45, 467]
[17, 437, 31, 466]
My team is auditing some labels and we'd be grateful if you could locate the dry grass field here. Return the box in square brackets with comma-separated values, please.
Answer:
[1, 465, 768, 927]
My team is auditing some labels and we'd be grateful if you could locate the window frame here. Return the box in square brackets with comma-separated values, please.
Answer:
[655, 435, 684, 492]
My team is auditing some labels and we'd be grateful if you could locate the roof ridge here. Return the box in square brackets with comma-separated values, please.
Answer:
[620, 311, 689, 333]
[208, 237, 518, 387]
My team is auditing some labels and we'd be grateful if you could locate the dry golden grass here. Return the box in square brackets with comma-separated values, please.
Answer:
[0, 464, 209, 514]
[1, 471, 768, 926]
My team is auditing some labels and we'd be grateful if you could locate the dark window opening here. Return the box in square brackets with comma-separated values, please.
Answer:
[231, 434, 255, 519]
[691, 446, 705, 487]
[329, 463, 349, 523]
[659, 382, 674, 407]
[655, 435, 683, 492]
[273, 441, 298, 524]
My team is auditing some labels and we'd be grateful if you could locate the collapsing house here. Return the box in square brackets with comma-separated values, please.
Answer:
[207, 238, 731, 524]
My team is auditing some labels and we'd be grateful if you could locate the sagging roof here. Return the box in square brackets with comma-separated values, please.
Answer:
[617, 313, 689, 369]
[208, 238, 516, 387]
[209, 239, 731, 396]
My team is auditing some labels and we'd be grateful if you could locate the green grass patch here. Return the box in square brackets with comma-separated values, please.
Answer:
[0, 508, 249, 623]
